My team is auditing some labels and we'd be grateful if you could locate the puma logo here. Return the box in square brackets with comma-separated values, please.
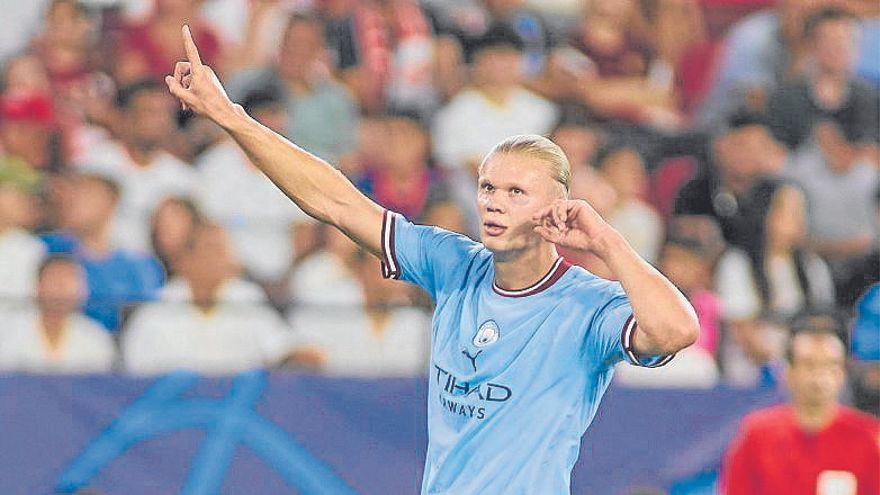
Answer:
[462, 349, 483, 372]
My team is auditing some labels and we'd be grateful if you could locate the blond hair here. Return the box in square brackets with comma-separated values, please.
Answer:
[481, 134, 571, 197]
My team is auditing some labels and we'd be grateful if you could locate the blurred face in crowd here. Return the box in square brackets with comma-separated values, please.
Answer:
[62, 175, 118, 235]
[765, 186, 807, 252]
[473, 46, 523, 89]
[181, 224, 239, 292]
[251, 103, 288, 135]
[484, 0, 525, 17]
[659, 244, 709, 294]
[813, 17, 857, 76]
[123, 89, 174, 152]
[45, 0, 93, 49]
[0, 186, 40, 230]
[2, 54, 51, 96]
[279, 19, 326, 82]
[37, 259, 87, 316]
[383, 118, 429, 176]
[477, 152, 566, 256]
[786, 331, 846, 410]
[423, 201, 467, 235]
[156, 0, 205, 17]
[597, 148, 647, 202]
[714, 125, 778, 186]
[591, 0, 635, 22]
[551, 125, 602, 169]
[151, 197, 198, 269]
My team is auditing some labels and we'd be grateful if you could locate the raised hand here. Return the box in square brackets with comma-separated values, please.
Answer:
[165, 26, 236, 124]
[531, 199, 615, 256]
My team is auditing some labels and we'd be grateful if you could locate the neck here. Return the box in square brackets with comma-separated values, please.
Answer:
[766, 241, 793, 258]
[793, 401, 838, 433]
[493, 244, 559, 291]
[40, 312, 68, 340]
[189, 279, 224, 312]
[125, 142, 157, 167]
[477, 84, 513, 105]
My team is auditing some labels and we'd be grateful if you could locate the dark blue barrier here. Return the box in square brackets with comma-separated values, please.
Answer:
[0, 372, 781, 494]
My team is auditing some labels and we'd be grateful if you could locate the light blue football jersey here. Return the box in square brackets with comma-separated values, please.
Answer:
[380, 211, 673, 494]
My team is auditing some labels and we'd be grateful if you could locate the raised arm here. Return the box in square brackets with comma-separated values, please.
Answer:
[533, 200, 699, 357]
[165, 26, 384, 256]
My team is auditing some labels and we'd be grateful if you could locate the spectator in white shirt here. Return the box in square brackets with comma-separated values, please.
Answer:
[432, 22, 559, 234]
[194, 88, 308, 285]
[123, 222, 293, 376]
[76, 79, 196, 252]
[288, 249, 431, 377]
[0, 255, 115, 374]
[0, 158, 45, 312]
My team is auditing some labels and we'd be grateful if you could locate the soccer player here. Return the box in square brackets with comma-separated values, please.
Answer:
[165, 26, 699, 494]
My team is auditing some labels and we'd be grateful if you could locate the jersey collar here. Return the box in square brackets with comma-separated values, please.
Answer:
[492, 257, 571, 298]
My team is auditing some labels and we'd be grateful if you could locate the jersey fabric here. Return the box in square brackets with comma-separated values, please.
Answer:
[720, 404, 880, 495]
[379, 211, 673, 494]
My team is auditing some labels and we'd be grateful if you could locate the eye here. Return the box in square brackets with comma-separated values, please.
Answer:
[481, 183, 494, 192]
[510, 187, 524, 195]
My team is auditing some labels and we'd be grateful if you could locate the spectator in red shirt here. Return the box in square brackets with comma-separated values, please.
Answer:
[720, 314, 880, 495]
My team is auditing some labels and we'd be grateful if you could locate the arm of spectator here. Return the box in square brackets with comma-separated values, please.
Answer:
[165, 26, 386, 258]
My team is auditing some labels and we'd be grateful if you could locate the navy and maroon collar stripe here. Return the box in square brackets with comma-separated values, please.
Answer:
[492, 257, 571, 298]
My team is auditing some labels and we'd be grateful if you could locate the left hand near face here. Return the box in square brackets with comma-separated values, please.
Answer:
[532, 199, 614, 255]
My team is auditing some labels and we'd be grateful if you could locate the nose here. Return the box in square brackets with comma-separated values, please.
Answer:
[479, 190, 504, 214]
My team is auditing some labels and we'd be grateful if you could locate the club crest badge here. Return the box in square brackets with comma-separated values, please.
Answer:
[473, 320, 500, 347]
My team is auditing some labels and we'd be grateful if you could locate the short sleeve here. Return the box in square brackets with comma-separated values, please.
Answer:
[379, 210, 480, 300]
[588, 288, 675, 368]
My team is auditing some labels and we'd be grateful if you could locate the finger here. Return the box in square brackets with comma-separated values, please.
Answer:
[165, 75, 195, 111]
[173, 61, 192, 85]
[182, 25, 203, 67]
[533, 225, 561, 243]
[532, 205, 553, 224]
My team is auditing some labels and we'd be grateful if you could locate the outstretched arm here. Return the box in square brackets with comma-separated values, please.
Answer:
[165, 26, 384, 256]
[533, 200, 699, 357]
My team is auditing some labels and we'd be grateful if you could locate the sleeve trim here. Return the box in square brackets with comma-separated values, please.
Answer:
[380, 210, 401, 280]
[621, 314, 676, 368]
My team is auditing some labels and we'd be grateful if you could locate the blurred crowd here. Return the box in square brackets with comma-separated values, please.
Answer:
[0, 0, 877, 413]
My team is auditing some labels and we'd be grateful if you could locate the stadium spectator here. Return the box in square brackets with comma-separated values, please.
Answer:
[288, 226, 363, 309]
[720, 316, 880, 495]
[355, 114, 450, 222]
[288, 250, 431, 376]
[0, 255, 115, 374]
[595, 145, 663, 264]
[194, 88, 308, 284]
[149, 196, 201, 278]
[0, 158, 45, 311]
[766, 8, 879, 153]
[42, 173, 165, 332]
[30, 0, 100, 97]
[695, 0, 880, 129]
[1, 53, 52, 97]
[432, 22, 558, 232]
[123, 222, 293, 375]
[0, 92, 61, 171]
[782, 122, 879, 301]
[76, 79, 195, 252]
[226, 13, 359, 164]
[319, 0, 449, 116]
[715, 183, 835, 386]
[673, 112, 787, 251]
[114, 0, 223, 84]
[659, 216, 725, 359]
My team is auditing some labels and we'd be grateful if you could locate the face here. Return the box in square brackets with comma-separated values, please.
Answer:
[125, 90, 174, 151]
[813, 19, 856, 76]
[182, 225, 239, 288]
[63, 176, 117, 233]
[46, 1, 93, 48]
[152, 199, 197, 260]
[251, 105, 288, 135]
[384, 118, 428, 174]
[0, 186, 40, 229]
[279, 21, 325, 80]
[598, 148, 647, 201]
[659, 244, 707, 293]
[786, 333, 846, 409]
[37, 260, 87, 315]
[551, 126, 601, 169]
[715, 125, 773, 181]
[766, 186, 806, 250]
[477, 153, 565, 255]
[473, 48, 523, 88]
[2, 55, 51, 95]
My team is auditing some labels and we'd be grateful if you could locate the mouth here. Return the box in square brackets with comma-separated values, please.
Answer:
[482, 222, 507, 237]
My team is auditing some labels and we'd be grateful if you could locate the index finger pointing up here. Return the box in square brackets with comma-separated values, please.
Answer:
[182, 25, 203, 67]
